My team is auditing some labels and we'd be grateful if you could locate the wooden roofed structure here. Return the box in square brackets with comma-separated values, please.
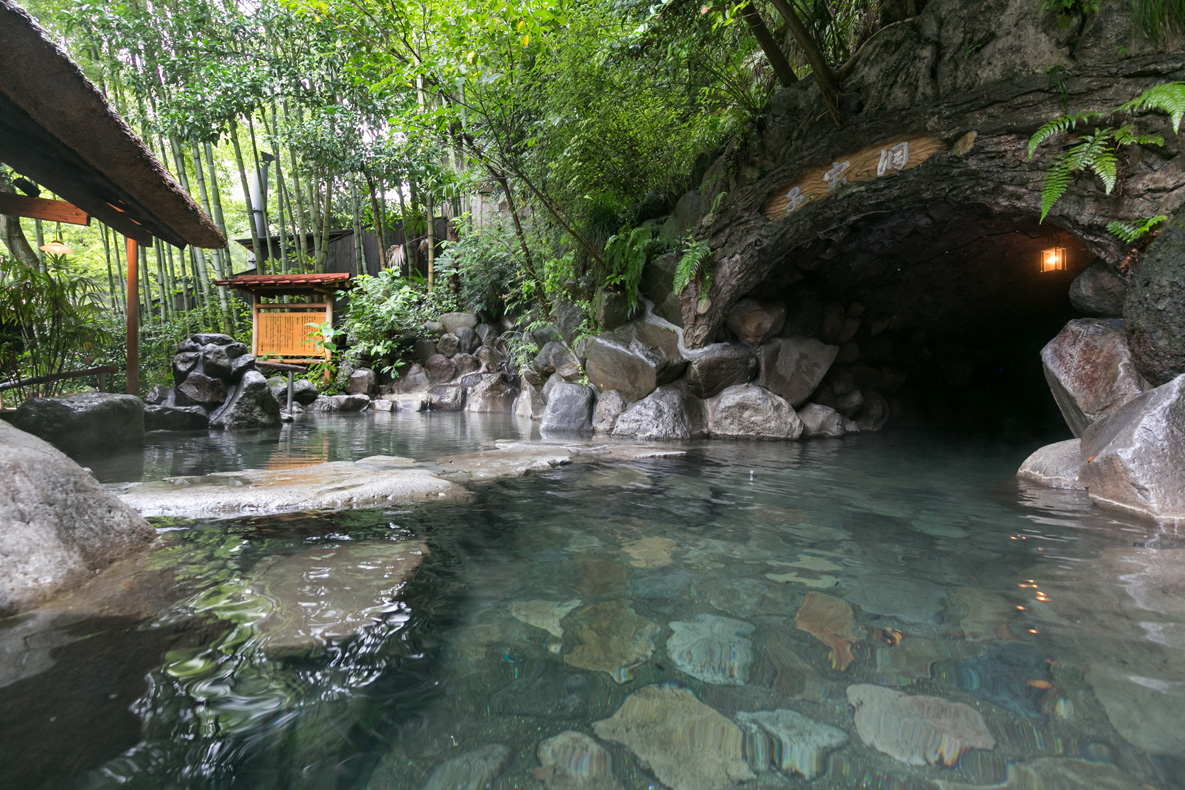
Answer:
[213, 273, 350, 364]
[0, 0, 227, 394]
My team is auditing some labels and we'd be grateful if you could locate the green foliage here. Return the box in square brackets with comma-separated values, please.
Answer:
[1040, 0, 1099, 26]
[434, 220, 518, 319]
[673, 236, 713, 296]
[0, 255, 112, 397]
[603, 226, 660, 312]
[1029, 83, 1181, 221]
[1130, 0, 1185, 45]
[1107, 215, 1168, 243]
[336, 270, 458, 376]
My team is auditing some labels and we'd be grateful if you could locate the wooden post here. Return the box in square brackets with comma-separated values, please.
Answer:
[125, 237, 139, 395]
[286, 370, 294, 413]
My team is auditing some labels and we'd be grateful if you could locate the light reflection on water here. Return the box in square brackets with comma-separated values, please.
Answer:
[1, 414, 1183, 789]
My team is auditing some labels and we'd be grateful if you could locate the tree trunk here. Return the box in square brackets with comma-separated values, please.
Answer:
[203, 141, 234, 329]
[0, 168, 40, 269]
[350, 177, 365, 274]
[738, 1, 799, 89]
[491, 170, 552, 322]
[230, 119, 263, 271]
[767, 0, 842, 122]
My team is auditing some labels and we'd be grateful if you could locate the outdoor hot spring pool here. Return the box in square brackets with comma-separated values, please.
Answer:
[2, 412, 1183, 789]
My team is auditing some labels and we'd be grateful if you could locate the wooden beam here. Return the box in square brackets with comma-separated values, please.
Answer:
[126, 237, 139, 395]
[0, 193, 89, 225]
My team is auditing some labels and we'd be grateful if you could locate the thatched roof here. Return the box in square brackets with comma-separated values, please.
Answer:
[0, 1, 225, 249]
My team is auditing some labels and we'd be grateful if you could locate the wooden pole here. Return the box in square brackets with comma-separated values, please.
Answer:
[125, 237, 139, 395]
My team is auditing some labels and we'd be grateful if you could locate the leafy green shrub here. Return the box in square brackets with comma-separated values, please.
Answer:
[434, 220, 518, 319]
[673, 236, 713, 299]
[604, 225, 662, 311]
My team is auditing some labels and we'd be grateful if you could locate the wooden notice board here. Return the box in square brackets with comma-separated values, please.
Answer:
[252, 302, 332, 363]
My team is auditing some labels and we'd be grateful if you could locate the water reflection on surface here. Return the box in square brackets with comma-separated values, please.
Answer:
[2, 415, 1184, 789]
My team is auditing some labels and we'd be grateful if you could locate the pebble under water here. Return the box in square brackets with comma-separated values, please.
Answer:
[2, 412, 1183, 789]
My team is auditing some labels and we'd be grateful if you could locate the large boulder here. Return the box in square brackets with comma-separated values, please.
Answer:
[345, 368, 376, 395]
[144, 404, 210, 432]
[798, 403, 846, 438]
[534, 341, 578, 378]
[1041, 319, 1149, 437]
[394, 363, 432, 393]
[453, 353, 482, 378]
[292, 379, 320, 406]
[200, 343, 232, 380]
[725, 299, 786, 346]
[513, 384, 546, 421]
[756, 337, 839, 407]
[12, 393, 144, 453]
[1080, 374, 1185, 522]
[436, 333, 461, 357]
[586, 323, 687, 403]
[593, 390, 629, 434]
[1016, 439, 1083, 489]
[428, 385, 467, 412]
[439, 312, 478, 334]
[1125, 212, 1185, 384]
[706, 384, 803, 439]
[611, 386, 704, 440]
[209, 370, 281, 429]
[176, 371, 227, 405]
[594, 288, 640, 330]
[1070, 260, 1126, 317]
[855, 391, 890, 432]
[686, 343, 757, 398]
[455, 325, 481, 355]
[541, 382, 596, 433]
[425, 354, 457, 384]
[465, 375, 518, 413]
[640, 252, 683, 327]
[0, 421, 154, 614]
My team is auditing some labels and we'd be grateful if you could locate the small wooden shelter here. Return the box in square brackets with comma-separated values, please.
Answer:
[0, 1, 226, 394]
[213, 273, 350, 364]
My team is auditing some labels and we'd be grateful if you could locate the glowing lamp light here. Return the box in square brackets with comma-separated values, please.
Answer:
[1041, 246, 1066, 273]
[39, 240, 73, 255]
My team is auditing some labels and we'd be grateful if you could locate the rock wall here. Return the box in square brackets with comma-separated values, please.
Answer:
[150, 333, 279, 430]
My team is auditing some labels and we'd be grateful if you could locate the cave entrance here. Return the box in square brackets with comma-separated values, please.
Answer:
[764, 202, 1093, 439]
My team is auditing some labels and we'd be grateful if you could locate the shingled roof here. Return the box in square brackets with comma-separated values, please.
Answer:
[0, 0, 225, 249]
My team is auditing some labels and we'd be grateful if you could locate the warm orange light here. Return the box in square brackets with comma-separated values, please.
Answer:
[39, 240, 73, 255]
[1041, 246, 1066, 272]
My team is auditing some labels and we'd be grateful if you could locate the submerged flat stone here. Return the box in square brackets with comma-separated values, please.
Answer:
[564, 599, 661, 683]
[592, 685, 754, 790]
[756, 631, 833, 701]
[935, 757, 1145, 790]
[666, 613, 755, 685]
[846, 576, 947, 624]
[422, 744, 510, 790]
[737, 708, 847, 779]
[510, 598, 581, 649]
[622, 536, 677, 568]
[796, 592, 866, 671]
[119, 461, 468, 518]
[436, 447, 574, 480]
[847, 684, 996, 767]
[534, 731, 623, 790]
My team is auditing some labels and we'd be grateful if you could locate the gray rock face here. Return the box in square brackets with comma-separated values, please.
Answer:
[0, 421, 154, 615]
[1041, 319, 1149, 437]
[593, 390, 629, 434]
[798, 403, 845, 438]
[308, 395, 341, 412]
[534, 341, 577, 377]
[209, 370, 281, 429]
[452, 353, 481, 377]
[13, 393, 144, 453]
[337, 393, 371, 412]
[666, 613, 755, 685]
[1070, 260, 1126, 316]
[612, 386, 704, 440]
[594, 288, 640, 331]
[687, 343, 757, 398]
[475, 322, 499, 348]
[513, 384, 546, 421]
[435, 333, 460, 357]
[465, 375, 518, 413]
[541, 382, 595, 434]
[345, 368, 375, 395]
[586, 323, 687, 403]
[1017, 439, 1083, 489]
[292, 379, 319, 406]
[757, 337, 839, 407]
[144, 384, 171, 405]
[425, 353, 457, 384]
[725, 299, 786, 346]
[706, 384, 803, 440]
[1125, 211, 1185, 384]
[201, 344, 232, 379]
[438, 311, 479, 334]
[428, 385, 467, 411]
[476, 345, 504, 372]
[455, 325, 481, 354]
[394, 363, 432, 393]
[855, 391, 890, 432]
[172, 350, 199, 384]
[641, 252, 683, 327]
[177, 371, 227, 405]
[1080, 373, 1185, 522]
[144, 404, 210, 432]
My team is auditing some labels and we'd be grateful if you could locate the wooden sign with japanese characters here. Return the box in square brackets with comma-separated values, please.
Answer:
[763, 136, 947, 221]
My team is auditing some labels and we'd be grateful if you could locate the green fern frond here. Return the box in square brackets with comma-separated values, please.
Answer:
[1040, 156, 1073, 221]
[1120, 82, 1185, 132]
[674, 237, 712, 295]
[1028, 111, 1102, 158]
[1106, 215, 1168, 244]
[1089, 147, 1119, 193]
[1112, 126, 1166, 148]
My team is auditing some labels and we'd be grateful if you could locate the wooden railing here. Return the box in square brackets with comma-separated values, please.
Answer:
[0, 365, 118, 408]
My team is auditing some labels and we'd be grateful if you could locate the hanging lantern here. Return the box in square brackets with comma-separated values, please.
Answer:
[1041, 246, 1066, 273]
[39, 240, 73, 255]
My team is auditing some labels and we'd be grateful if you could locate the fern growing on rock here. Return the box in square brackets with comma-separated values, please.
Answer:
[1107, 215, 1168, 244]
[1029, 82, 1183, 221]
[673, 237, 713, 306]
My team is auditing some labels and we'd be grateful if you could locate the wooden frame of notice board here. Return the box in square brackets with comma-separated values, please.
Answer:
[251, 302, 333, 364]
